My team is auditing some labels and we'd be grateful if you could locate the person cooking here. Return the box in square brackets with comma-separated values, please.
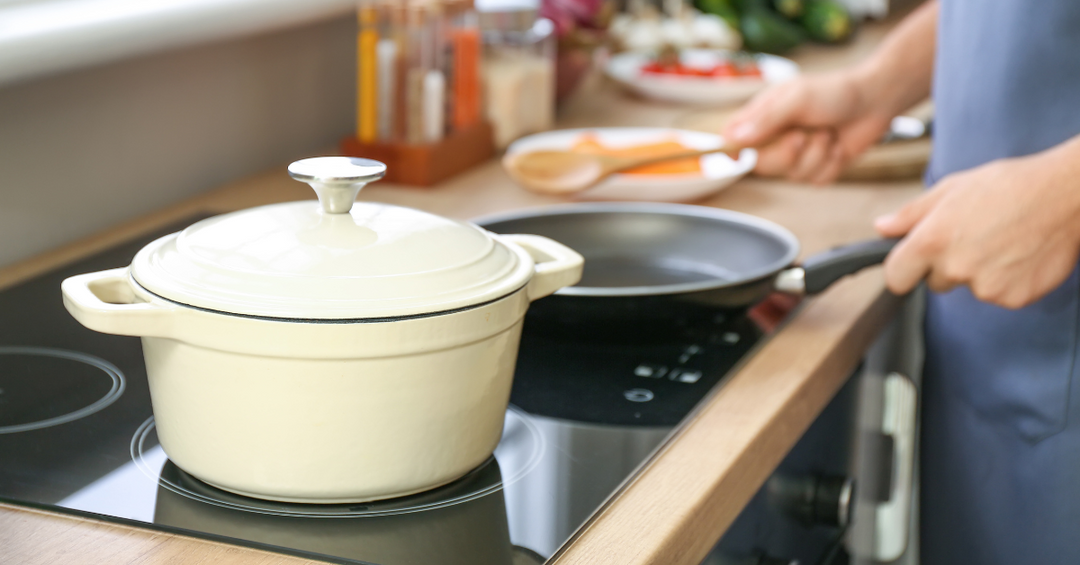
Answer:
[721, 1, 1080, 563]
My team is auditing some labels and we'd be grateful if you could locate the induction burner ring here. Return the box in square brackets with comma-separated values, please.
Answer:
[131, 406, 544, 518]
[0, 346, 126, 434]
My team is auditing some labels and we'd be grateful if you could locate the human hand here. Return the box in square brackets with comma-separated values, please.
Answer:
[875, 145, 1080, 308]
[721, 71, 895, 185]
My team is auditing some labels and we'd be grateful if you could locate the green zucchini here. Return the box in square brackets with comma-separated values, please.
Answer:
[740, 7, 806, 53]
[800, 0, 853, 42]
[771, 0, 805, 19]
[732, 0, 766, 10]
[695, 0, 741, 31]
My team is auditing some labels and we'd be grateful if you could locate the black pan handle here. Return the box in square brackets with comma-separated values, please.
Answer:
[782, 238, 899, 295]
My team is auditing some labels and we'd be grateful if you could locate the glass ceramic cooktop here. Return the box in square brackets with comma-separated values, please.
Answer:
[0, 216, 763, 565]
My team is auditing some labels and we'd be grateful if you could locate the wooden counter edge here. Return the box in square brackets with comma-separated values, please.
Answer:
[0, 502, 331, 564]
[550, 268, 901, 565]
[0, 202, 215, 293]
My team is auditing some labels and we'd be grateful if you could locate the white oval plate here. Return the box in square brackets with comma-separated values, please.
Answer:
[605, 49, 800, 106]
[505, 128, 756, 202]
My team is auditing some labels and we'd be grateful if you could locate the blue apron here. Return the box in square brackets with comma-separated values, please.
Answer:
[922, 2, 1080, 563]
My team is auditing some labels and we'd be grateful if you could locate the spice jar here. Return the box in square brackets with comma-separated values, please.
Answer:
[477, 0, 556, 148]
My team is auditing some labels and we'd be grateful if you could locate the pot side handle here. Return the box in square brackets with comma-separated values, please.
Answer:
[500, 234, 584, 302]
[62, 268, 179, 338]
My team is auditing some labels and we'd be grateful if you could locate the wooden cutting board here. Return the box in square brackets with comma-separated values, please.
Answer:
[670, 105, 931, 182]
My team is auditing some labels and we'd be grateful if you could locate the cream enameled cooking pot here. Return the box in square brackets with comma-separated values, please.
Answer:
[61, 157, 583, 503]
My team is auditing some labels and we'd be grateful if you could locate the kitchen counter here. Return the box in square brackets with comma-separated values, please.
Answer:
[0, 15, 923, 565]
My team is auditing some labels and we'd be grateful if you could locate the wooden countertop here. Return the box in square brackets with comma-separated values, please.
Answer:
[0, 14, 923, 565]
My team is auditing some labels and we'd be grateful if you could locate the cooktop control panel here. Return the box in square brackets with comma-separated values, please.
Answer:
[510, 312, 760, 426]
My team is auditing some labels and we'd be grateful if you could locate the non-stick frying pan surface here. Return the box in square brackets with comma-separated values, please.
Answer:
[477, 203, 896, 335]
[478, 203, 800, 298]
[476, 203, 802, 335]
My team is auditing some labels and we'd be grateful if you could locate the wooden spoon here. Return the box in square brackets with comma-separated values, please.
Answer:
[503, 145, 746, 195]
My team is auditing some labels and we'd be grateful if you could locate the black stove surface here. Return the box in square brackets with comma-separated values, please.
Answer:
[0, 216, 764, 565]
[512, 313, 759, 427]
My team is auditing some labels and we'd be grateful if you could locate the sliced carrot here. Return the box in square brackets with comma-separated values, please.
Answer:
[570, 134, 703, 175]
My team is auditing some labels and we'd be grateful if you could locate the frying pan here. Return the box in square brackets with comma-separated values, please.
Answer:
[476, 203, 896, 332]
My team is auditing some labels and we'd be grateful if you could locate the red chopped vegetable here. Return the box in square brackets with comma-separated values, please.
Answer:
[641, 59, 762, 79]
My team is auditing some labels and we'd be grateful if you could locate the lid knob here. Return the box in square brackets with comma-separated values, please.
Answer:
[288, 157, 387, 214]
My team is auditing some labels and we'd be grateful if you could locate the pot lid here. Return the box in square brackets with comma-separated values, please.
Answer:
[130, 157, 532, 320]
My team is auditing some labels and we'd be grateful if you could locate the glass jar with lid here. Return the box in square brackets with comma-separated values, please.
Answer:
[477, 0, 556, 148]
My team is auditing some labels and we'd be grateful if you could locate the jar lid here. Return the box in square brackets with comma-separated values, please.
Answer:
[130, 157, 533, 320]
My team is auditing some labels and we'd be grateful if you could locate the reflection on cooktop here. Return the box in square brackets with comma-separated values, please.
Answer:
[130, 409, 544, 519]
[154, 458, 516, 565]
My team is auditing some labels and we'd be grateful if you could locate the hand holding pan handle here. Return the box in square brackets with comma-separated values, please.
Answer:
[775, 238, 901, 295]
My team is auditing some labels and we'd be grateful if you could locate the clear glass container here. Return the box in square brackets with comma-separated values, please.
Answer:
[478, 2, 556, 148]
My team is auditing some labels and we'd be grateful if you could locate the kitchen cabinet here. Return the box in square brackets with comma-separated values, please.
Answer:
[0, 13, 924, 565]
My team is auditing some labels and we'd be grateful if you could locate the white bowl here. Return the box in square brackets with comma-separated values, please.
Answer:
[605, 49, 800, 106]
[505, 127, 757, 202]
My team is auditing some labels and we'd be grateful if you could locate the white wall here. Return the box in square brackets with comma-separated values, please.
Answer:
[0, 14, 356, 268]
